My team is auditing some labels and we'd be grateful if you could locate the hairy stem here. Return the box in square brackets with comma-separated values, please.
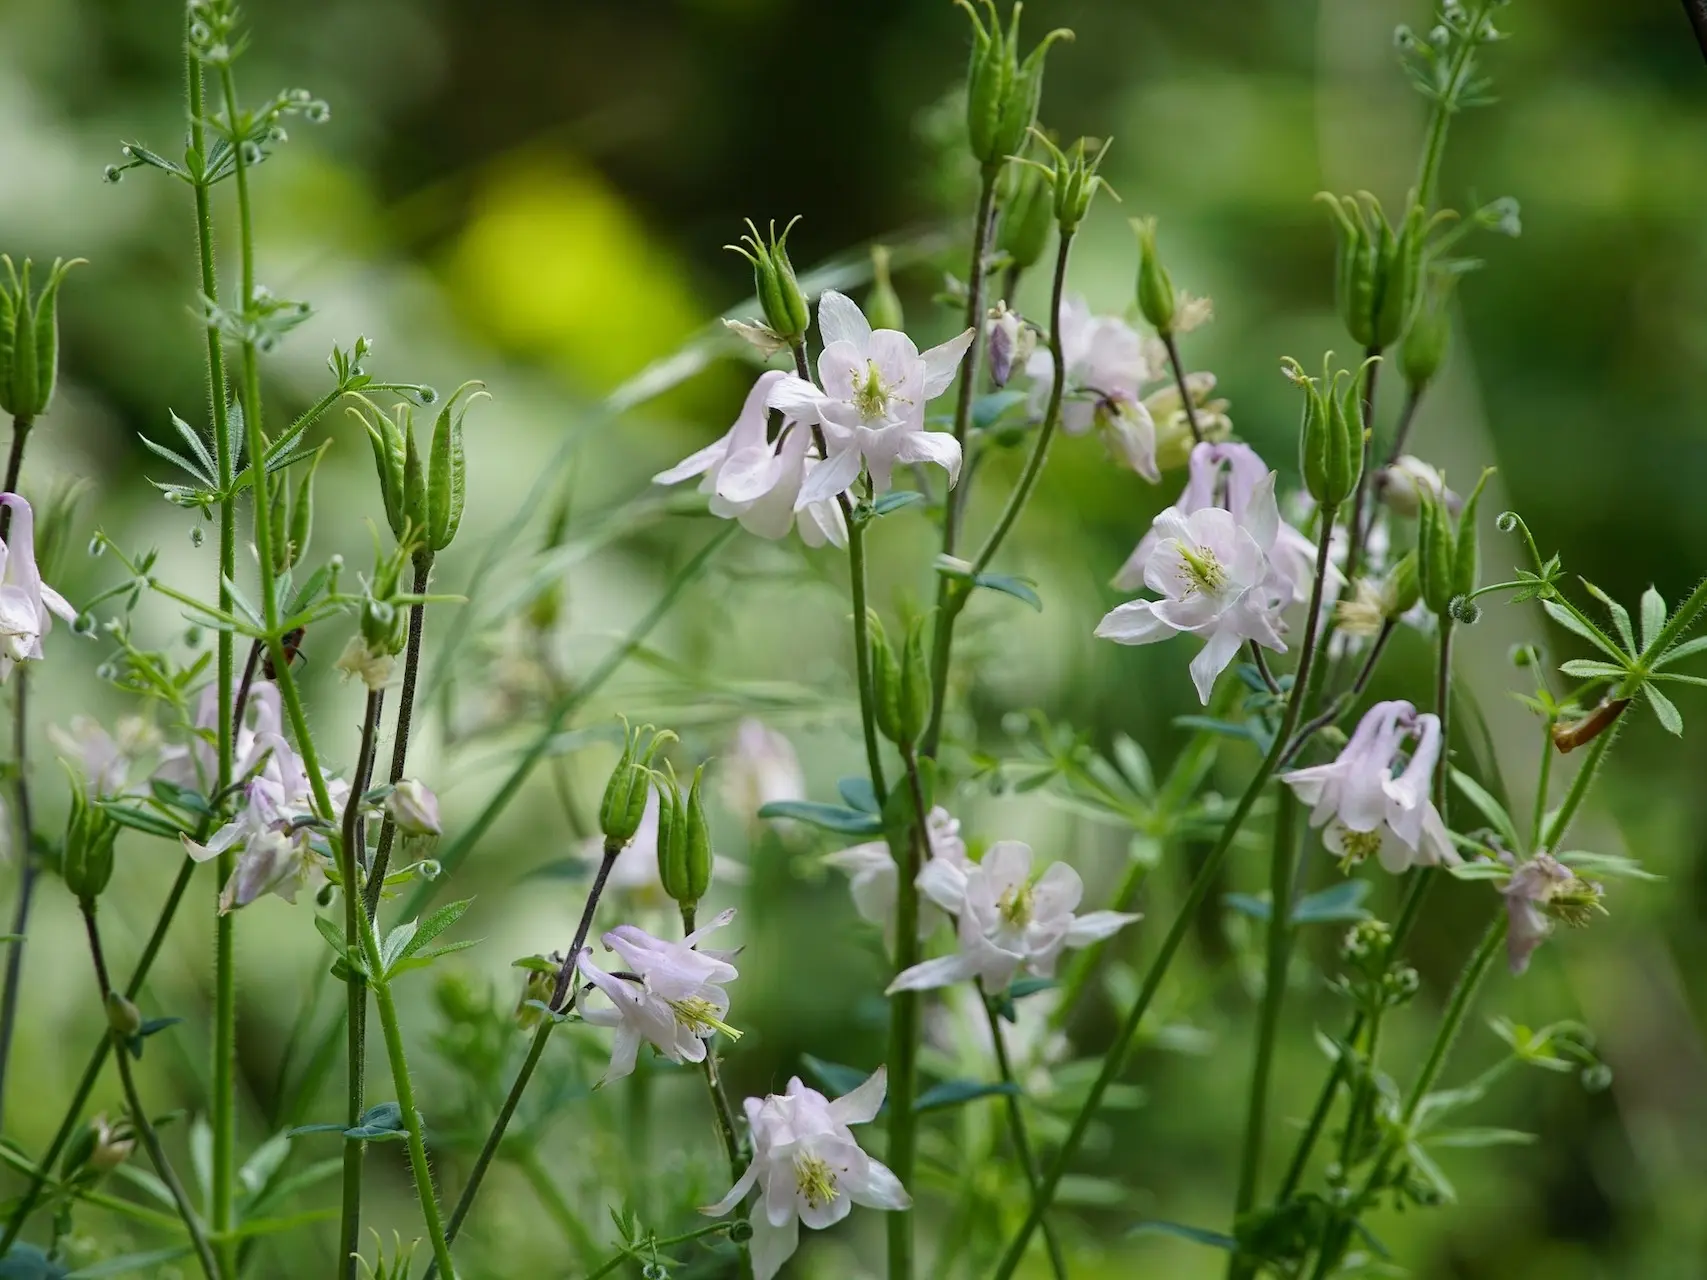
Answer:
[701, 1047, 754, 1280]
[364, 553, 433, 916]
[81, 904, 223, 1280]
[885, 745, 934, 1280]
[943, 165, 1002, 553]
[979, 982, 1068, 1279]
[0, 413, 34, 1127]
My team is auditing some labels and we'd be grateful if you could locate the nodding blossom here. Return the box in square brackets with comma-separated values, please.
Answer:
[1025, 296, 1162, 480]
[1378, 453, 1461, 518]
[766, 290, 973, 503]
[1095, 473, 1292, 704]
[653, 370, 845, 548]
[824, 806, 968, 942]
[576, 910, 740, 1084]
[1280, 700, 1459, 874]
[702, 1067, 908, 1280]
[0, 493, 77, 682]
[1501, 852, 1604, 975]
[49, 715, 160, 798]
[887, 841, 1139, 994]
[1114, 442, 1332, 605]
[721, 718, 805, 823]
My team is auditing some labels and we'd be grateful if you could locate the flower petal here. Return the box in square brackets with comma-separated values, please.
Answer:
[748, 1204, 800, 1280]
[891, 428, 962, 488]
[817, 290, 871, 351]
[1095, 600, 1173, 645]
[828, 1065, 887, 1127]
[1064, 910, 1142, 947]
[794, 445, 862, 509]
[885, 952, 977, 994]
[920, 328, 976, 399]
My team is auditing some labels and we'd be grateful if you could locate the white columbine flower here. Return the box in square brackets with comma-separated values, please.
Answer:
[1280, 699, 1459, 874]
[721, 718, 805, 822]
[702, 1067, 908, 1280]
[576, 911, 740, 1083]
[653, 370, 846, 548]
[1095, 476, 1291, 704]
[887, 841, 1139, 993]
[155, 680, 285, 794]
[824, 806, 968, 942]
[383, 779, 441, 836]
[1025, 296, 1163, 480]
[0, 493, 77, 681]
[767, 290, 973, 504]
[49, 715, 160, 798]
[1378, 454, 1460, 518]
[1501, 852, 1603, 975]
[1114, 442, 1331, 604]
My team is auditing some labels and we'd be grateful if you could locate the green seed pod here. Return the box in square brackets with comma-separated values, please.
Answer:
[286, 440, 330, 571]
[1385, 550, 1421, 616]
[683, 764, 713, 904]
[352, 397, 408, 538]
[360, 598, 399, 652]
[959, 1, 1072, 169]
[897, 614, 934, 748]
[599, 723, 673, 845]
[998, 162, 1054, 273]
[428, 382, 483, 552]
[1372, 200, 1427, 350]
[1453, 467, 1494, 603]
[1037, 135, 1111, 235]
[994, 19, 1071, 164]
[1132, 217, 1177, 337]
[1293, 359, 1333, 508]
[1401, 272, 1456, 392]
[654, 768, 690, 903]
[864, 246, 904, 333]
[1416, 491, 1457, 618]
[1318, 194, 1378, 349]
[0, 256, 84, 421]
[267, 472, 290, 574]
[868, 612, 905, 745]
[62, 779, 117, 903]
[727, 218, 811, 343]
[402, 422, 427, 544]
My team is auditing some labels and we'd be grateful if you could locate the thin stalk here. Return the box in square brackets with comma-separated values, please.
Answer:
[701, 1048, 754, 1280]
[80, 904, 223, 1280]
[1414, 6, 1491, 214]
[364, 553, 433, 916]
[1161, 332, 1205, 444]
[979, 982, 1067, 1280]
[1227, 785, 1302, 1278]
[514, 1147, 600, 1268]
[584, 1223, 739, 1280]
[0, 854, 199, 1253]
[1282, 621, 1396, 767]
[885, 745, 934, 1280]
[432, 840, 624, 1269]
[921, 230, 1076, 760]
[1530, 719, 1554, 852]
[1541, 730, 1613, 850]
[0, 413, 34, 1125]
[0, 1145, 185, 1235]
[943, 165, 1002, 553]
[992, 505, 1340, 1278]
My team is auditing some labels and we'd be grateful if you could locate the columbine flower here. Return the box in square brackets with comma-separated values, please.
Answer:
[0, 493, 76, 681]
[767, 290, 973, 503]
[702, 1068, 908, 1280]
[576, 911, 740, 1083]
[1113, 442, 1329, 605]
[1025, 297, 1162, 480]
[1096, 476, 1292, 704]
[1502, 853, 1604, 975]
[383, 779, 440, 836]
[49, 715, 159, 798]
[654, 370, 846, 548]
[1280, 700, 1459, 874]
[887, 841, 1139, 993]
[721, 718, 805, 822]
[1378, 454, 1460, 518]
[156, 680, 284, 794]
[1142, 369, 1233, 471]
[824, 806, 968, 942]
[931, 984, 1070, 1098]
[985, 301, 1036, 388]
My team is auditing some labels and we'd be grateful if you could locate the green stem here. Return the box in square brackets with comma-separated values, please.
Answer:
[1414, 5, 1493, 214]
[584, 1222, 739, 1280]
[363, 553, 433, 917]
[81, 904, 223, 1280]
[1341, 348, 1383, 587]
[992, 504, 1340, 1279]
[885, 745, 933, 1280]
[979, 983, 1067, 1280]
[1161, 332, 1205, 444]
[0, 413, 35, 1128]
[845, 486, 889, 802]
[0, 1144, 186, 1234]
[1541, 730, 1613, 850]
[0, 854, 199, 1253]
[1227, 785, 1301, 1278]
[513, 1146, 600, 1269]
[943, 165, 1003, 554]
[701, 1048, 754, 1280]
[921, 229, 1075, 761]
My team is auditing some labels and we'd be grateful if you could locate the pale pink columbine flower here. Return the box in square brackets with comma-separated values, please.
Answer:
[721, 718, 805, 822]
[1114, 442, 1331, 604]
[887, 841, 1139, 994]
[824, 807, 968, 942]
[767, 290, 973, 503]
[1095, 476, 1291, 704]
[155, 681, 285, 794]
[1500, 853, 1603, 975]
[1378, 454, 1461, 518]
[652, 370, 845, 548]
[49, 715, 160, 798]
[0, 494, 76, 681]
[702, 1067, 908, 1280]
[1025, 296, 1162, 480]
[576, 910, 740, 1084]
[383, 779, 441, 836]
[1280, 700, 1458, 874]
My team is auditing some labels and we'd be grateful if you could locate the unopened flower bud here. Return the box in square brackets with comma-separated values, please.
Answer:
[997, 163, 1053, 272]
[600, 722, 672, 845]
[87, 1113, 135, 1173]
[1379, 454, 1457, 518]
[62, 781, 118, 902]
[1401, 272, 1455, 391]
[514, 966, 556, 1030]
[1132, 217, 1176, 337]
[985, 302, 1035, 388]
[1385, 550, 1421, 616]
[728, 218, 811, 344]
[960, 0, 1072, 169]
[864, 246, 904, 333]
[0, 256, 84, 421]
[384, 779, 441, 837]
[868, 613, 905, 746]
[105, 991, 142, 1040]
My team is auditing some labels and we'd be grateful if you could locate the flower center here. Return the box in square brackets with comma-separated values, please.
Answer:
[851, 360, 902, 420]
[668, 995, 743, 1041]
[1177, 543, 1228, 596]
[997, 882, 1034, 928]
[794, 1152, 839, 1209]
[1545, 878, 1604, 928]
[1334, 826, 1383, 869]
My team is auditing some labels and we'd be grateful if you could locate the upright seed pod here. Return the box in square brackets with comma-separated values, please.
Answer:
[1452, 468, 1495, 605]
[427, 381, 482, 553]
[1416, 490, 1457, 617]
[896, 614, 934, 748]
[655, 766, 690, 903]
[287, 440, 331, 570]
[868, 612, 904, 745]
[683, 765, 713, 904]
[0, 256, 84, 421]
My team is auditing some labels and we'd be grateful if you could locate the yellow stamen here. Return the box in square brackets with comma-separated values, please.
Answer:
[1177, 544, 1228, 595]
[794, 1153, 838, 1208]
[669, 995, 743, 1041]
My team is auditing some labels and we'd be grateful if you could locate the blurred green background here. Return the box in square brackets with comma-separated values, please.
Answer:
[2, 1, 1706, 1277]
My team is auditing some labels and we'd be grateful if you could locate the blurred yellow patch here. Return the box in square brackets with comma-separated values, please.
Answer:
[450, 156, 702, 391]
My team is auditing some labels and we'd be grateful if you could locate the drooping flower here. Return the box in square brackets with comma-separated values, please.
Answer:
[383, 779, 441, 836]
[1280, 700, 1459, 874]
[0, 493, 76, 681]
[767, 290, 973, 503]
[1378, 454, 1460, 518]
[721, 718, 805, 822]
[887, 841, 1139, 993]
[985, 301, 1036, 388]
[653, 370, 846, 548]
[1113, 442, 1330, 604]
[702, 1067, 908, 1280]
[49, 715, 160, 798]
[1025, 297, 1163, 479]
[576, 910, 740, 1084]
[1501, 852, 1604, 975]
[824, 806, 968, 942]
[1096, 477, 1292, 704]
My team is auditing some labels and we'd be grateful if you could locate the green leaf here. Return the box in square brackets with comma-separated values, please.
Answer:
[402, 899, 472, 961]
[1647, 683, 1683, 735]
[379, 920, 420, 975]
[971, 572, 1042, 612]
[149, 778, 209, 815]
[972, 390, 1028, 429]
[64, 1249, 190, 1279]
[1655, 635, 1707, 667]
[1110, 734, 1155, 798]
[800, 1055, 869, 1100]
[1, 1243, 70, 1280]
[1555, 850, 1661, 881]
[97, 803, 187, 840]
[1291, 879, 1372, 924]
[1223, 892, 1270, 922]
[1007, 977, 1059, 1000]
[1449, 769, 1521, 852]
[757, 800, 882, 836]
[869, 490, 925, 518]
[837, 776, 880, 814]
[137, 432, 215, 486]
[387, 937, 483, 977]
[1640, 586, 1666, 654]
[312, 915, 345, 955]
[343, 1101, 407, 1141]
[238, 1131, 293, 1197]
[1541, 600, 1624, 660]
[1557, 658, 1628, 680]
[1128, 1221, 1237, 1251]
[913, 1079, 1022, 1112]
[1446, 859, 1510, 882]
[1425, 1126, 1537, 1149]
[1580, 580, 1634, 653]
